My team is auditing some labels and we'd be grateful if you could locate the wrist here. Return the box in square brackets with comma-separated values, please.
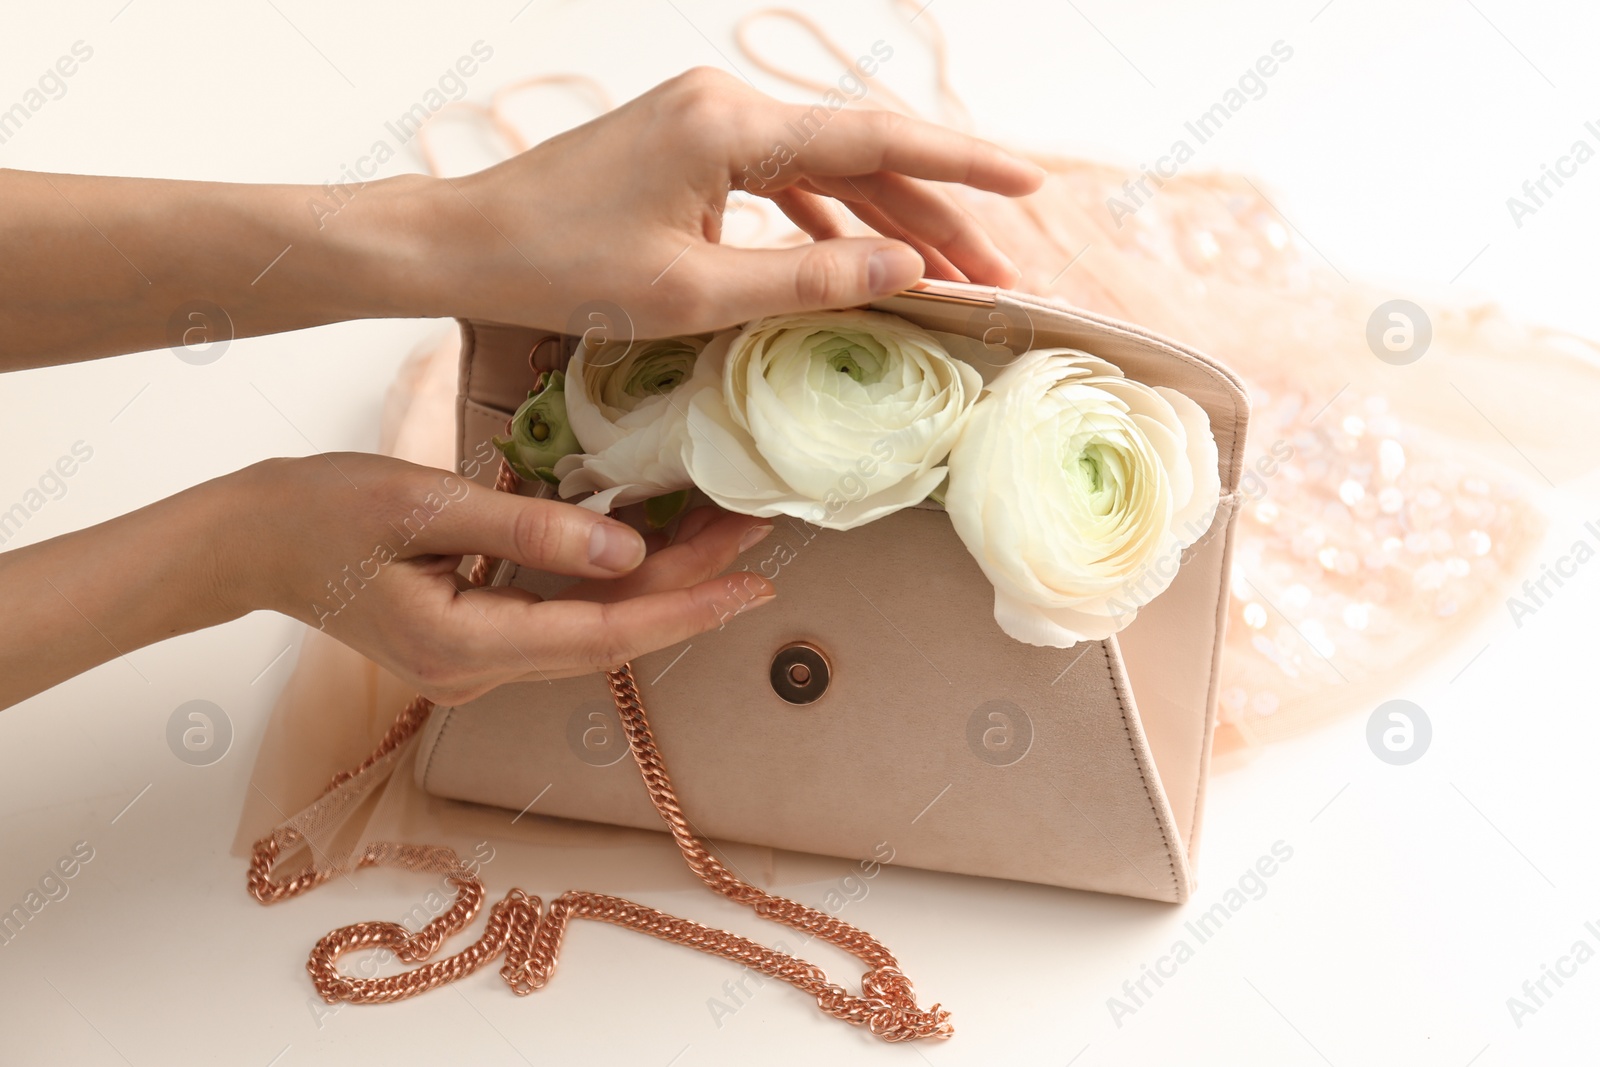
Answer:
[207, 458, 307, 621]
[302, 173, 452, 322]
[368, 167, 560, 328]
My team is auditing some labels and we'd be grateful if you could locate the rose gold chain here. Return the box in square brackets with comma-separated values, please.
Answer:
[247, 459, 952, 1042]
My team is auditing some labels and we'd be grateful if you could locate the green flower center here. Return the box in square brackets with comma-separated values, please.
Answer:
[620, 341, 696, 402]
[624, 363, 687, 397]
[1067, 442, 1122, 517]
[814, 332, 888, 384]
[1078, 454, 1103, 492]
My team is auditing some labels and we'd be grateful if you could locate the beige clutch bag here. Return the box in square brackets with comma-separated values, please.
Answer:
[418, 282, 1249, 905]
[249, 282, 1246, 1040]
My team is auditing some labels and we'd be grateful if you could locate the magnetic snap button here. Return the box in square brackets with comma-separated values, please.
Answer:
[770, 642, 831, 705]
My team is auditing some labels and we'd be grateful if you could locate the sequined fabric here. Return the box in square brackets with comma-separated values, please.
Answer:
[946, 159, 1553, 758]
[1218, 377, 1538, 750]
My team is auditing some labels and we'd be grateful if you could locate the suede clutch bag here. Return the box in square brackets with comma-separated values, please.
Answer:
[420, 281, 1249, 904]
[250, 281, 1247, 1039]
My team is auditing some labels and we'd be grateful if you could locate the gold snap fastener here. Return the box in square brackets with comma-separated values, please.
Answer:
[770, 642, 830, 705]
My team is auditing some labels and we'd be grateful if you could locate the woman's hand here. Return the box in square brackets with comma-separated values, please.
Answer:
[241, 454, 776, 705]
[0, 454, 774, 709]
[3, 67, 1043, 367]
[421, 66, 1044, 336]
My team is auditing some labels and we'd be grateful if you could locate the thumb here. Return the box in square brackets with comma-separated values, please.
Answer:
[414, 482, 648, 579]
[695, 238, 924, 323]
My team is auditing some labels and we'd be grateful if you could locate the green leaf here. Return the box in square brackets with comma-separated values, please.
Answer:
[492, 434, 539, 482]
[644, 490, 691, 529]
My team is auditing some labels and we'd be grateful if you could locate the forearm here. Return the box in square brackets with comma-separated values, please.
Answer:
[0, 169, 442, 368]
[0, 470, 250, 707]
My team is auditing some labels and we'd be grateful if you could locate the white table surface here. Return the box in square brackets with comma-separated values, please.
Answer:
[3, 1, 1599, 1063]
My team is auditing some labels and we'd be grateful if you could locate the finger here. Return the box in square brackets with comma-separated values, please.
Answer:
[415, 482, 647, 579]
[783, 176, 961, 278]
[685, 237, 926, 321]
[672, 504, 725, 544]
[827, 194, 966, 282]
[807, 171, 1019, 287]
[473, 571, 777, 676]
[783, 176, 963, 281]
[773, 180, 962, 281]
[766, 186, 851, 242]
[779, 108, 1045, 196]
[558, 509, 771, 604]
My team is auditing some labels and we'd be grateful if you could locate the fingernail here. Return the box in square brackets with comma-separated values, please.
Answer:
[739, 523, 774, 553]
[589, 521, 646, 571]
[868, 247, 921, 295]
[735, 590, 778, 614]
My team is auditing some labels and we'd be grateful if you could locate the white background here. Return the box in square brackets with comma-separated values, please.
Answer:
[3, 1, 1599, 1064]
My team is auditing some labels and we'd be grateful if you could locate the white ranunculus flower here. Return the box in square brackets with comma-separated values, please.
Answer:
[553, 334, 714, 513]
[681, 310, 984, 530]
[945, 348, 1221, 647]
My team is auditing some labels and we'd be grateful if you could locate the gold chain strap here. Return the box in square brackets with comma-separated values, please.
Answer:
[246, 459, 952, 1043]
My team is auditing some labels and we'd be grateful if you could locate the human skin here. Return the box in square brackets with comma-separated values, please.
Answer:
[0, 67, 1043, 709]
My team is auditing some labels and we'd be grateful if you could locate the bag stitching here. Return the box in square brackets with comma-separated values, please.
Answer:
[1182, 492, 1237, 862]
[463, 398, 511, 422]
[1101, 639, 1181, 898]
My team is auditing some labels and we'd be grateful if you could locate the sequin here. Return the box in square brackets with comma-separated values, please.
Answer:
[1299, 620, 1336, 658]
[1251, 691, 1281, 715]
[1379, 439, 1406, 481]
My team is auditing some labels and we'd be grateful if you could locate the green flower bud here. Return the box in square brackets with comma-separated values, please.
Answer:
[493, 370, 582, 484]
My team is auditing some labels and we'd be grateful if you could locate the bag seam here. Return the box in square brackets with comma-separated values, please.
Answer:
[420, 696, 465, 792]
[1183, 493, 1243, 871]
[1101, 639, 1181, 898]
